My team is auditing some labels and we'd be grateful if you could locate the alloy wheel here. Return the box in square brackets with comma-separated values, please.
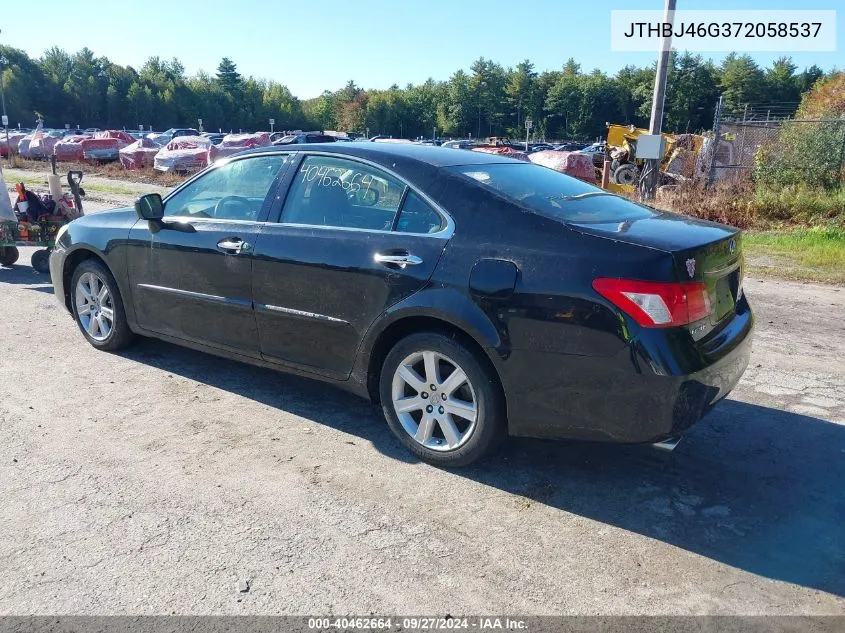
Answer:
[75, 272, 114, 342]
[391, 350, 478, 452]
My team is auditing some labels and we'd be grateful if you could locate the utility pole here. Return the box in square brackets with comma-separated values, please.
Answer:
[0, 56, 8, 173]
[641, 0, 676, 200]
[0, 29, 9, 171]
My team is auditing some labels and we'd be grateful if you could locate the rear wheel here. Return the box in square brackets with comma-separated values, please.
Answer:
[379, 332, 505, 467]
[71, 259, 135, 351]
[31, 249, 50, 273]
[0, 246, 19, 266]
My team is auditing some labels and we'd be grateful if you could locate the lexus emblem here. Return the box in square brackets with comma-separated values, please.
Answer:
[729, 238, 736, 254]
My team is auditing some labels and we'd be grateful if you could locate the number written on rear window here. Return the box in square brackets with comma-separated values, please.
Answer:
[281, 156, 406, 231]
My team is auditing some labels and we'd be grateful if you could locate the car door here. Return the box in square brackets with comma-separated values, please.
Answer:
[126, 153, 293, 356]
[252, 153, 452, 379]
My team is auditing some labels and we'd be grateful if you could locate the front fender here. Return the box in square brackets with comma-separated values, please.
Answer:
[60, 209, 139, 327]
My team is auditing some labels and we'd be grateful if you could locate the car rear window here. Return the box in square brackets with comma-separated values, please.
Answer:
[449, 163, 656, 224]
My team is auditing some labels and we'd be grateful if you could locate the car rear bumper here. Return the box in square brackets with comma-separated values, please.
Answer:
[503, 299, 753, 443]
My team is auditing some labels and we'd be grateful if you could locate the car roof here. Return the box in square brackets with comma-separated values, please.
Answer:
[241, 142, 521, 168]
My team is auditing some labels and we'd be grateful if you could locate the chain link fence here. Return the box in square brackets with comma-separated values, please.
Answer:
[710, 115, 845, 189]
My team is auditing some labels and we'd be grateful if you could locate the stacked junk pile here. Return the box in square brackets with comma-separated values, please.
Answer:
[600, 124, 735, 191]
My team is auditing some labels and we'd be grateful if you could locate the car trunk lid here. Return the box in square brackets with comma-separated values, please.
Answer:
[570, 213, 743, 334]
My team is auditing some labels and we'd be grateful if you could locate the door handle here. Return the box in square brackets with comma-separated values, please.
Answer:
[374, 252, 423, 268]
[217, 238, 252, 254]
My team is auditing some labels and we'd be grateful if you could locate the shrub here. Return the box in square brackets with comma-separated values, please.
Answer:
[754, 120, 845, 190]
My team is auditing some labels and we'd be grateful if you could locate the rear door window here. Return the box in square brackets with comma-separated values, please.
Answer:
[396, 190, 443, 234]
[281, 155, 406, 230]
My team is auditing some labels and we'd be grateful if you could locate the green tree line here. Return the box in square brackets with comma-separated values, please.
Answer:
[0, 45, 826, 140]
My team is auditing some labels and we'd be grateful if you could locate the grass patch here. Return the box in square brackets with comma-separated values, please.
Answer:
[752, 185, 845, 226]
[651, 181, 845, 230]
[7, 158, 185, 188]
[744, 227, 845, 284]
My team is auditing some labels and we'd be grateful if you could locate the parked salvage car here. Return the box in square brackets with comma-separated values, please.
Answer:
[441, 140, 476, 150]
[153, 135, 212, 172]
[555, 142, 588, 151]
[272, 132, 338, 145]
[50, 144, 752, 467]
[527, 143, 556, 153]
[577, 142, 608, 167]
[150, 128, 202, 147]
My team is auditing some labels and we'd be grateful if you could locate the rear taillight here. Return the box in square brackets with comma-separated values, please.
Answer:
[592, 278, 711, 328]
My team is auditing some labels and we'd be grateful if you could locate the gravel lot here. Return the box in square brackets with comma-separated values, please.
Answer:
[1, 181, 844, 615]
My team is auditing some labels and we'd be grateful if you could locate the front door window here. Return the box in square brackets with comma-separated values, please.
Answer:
[164, 155, 291, 221]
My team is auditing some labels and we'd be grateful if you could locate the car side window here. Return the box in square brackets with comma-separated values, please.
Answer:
[396, 190, 443, 234]
[164, 155, 290, 221]
[281, 156, 406, 231]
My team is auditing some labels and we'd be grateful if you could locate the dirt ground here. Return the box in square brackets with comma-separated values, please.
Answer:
[1, 175, 844, 615]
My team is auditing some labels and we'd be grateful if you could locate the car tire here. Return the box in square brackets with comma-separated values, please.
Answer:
[70, 259, 135, 351]
[0, 246, 19, 266]
[379, 332, 505, 467]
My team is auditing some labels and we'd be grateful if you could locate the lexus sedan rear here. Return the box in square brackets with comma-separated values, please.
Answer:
[50, 143, 752, 467]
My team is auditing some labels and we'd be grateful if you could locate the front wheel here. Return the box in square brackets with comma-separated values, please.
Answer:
[70, 259, 135, 351]
[379, 332, 505, 467]
[0, 246, 19, 266]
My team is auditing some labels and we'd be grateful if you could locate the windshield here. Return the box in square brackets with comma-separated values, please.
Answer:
[449, 163, 656, 224]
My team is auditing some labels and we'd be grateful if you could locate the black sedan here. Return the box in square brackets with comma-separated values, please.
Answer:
[49, 143, 752, 467]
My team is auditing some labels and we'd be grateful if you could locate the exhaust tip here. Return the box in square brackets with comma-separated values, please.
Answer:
[652, 436, 682, 452]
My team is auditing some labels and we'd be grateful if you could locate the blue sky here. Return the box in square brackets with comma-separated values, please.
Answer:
[2, 0, 841, 98]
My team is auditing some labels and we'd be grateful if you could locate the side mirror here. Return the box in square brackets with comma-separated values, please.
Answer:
[135, 193, 164, 220]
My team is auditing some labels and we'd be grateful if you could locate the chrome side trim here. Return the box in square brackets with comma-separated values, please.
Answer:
[268, 222, 447, 238]
[161, 217, 272, 226]
[136, 283, 252, 308]
[255, 302, 349, 325]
